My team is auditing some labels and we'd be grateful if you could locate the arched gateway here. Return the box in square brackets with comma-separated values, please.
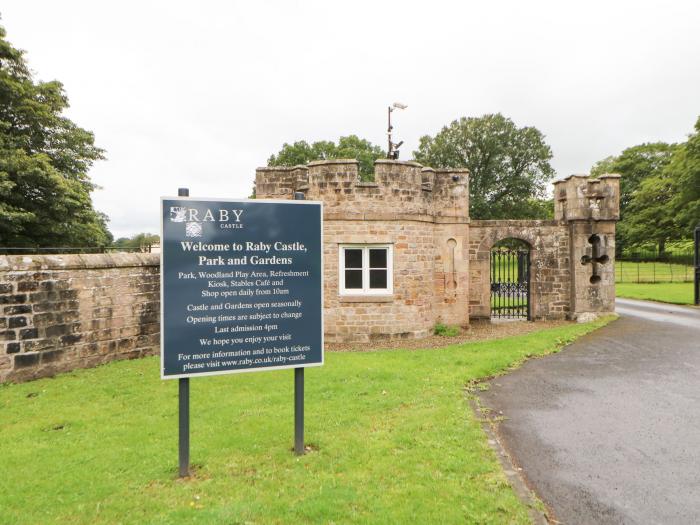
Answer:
[490, 239, 531, 320]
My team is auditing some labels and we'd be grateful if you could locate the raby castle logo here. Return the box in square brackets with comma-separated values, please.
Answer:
[169, 206, 244, 238]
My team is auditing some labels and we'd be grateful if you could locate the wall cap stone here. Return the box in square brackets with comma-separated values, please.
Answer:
[553, 173, 590, 184]
[256, 166, 297, 172]
[471, 219, 562, 227]
[307, 159, 359, 167]
[435, 168, 470, 174]
[0, 253, 159, 271]
[374, 159, 424, 168]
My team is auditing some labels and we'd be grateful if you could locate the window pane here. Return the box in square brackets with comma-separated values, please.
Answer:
[344, 249, 362, 269]
[369, 269, 387, 289]
[345, 270, 362, 289]
[369, 248, 387, 268]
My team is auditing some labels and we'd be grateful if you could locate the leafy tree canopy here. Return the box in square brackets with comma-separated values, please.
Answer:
[113, 232, 159, 251]
[620, 169, 678, 254]
[597, 118, 700, 254]
[590, 142, 677, 214]
[0, 24, 110, 247]
[267, 135, 385, 181]
[669, 117, 700, 232]
[414, 113, 555, 219]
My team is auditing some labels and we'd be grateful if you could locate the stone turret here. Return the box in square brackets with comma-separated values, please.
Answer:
[554, 174, 621, 222]
[254, 158, 471, 342]
[553, 173, 621, 319]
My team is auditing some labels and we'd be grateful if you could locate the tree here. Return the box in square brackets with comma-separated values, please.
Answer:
[620, 172, 678, 255]
[590, 142, 679, 254]
[590, 142, 677, 215]
[670, 117, 700, 232]
[113, 232, 159, 251]
[268, 135, 385, 181]
[0, 24, 111, 247]
[413, 113, 555, 219]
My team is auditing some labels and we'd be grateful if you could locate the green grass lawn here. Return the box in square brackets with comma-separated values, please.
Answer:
[0, 319, 611, 525]
[616, 282, 696, 305]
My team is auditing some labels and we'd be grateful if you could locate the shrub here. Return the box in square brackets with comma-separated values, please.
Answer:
[434, 323, 460, 337]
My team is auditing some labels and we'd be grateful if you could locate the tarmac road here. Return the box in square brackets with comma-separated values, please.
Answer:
[478, 298, 700, 524]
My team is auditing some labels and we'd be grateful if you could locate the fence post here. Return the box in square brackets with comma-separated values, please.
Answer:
[694, 224, 699, 305]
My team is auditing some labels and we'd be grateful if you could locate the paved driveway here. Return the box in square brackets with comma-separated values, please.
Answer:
[478, 298, 700, 524]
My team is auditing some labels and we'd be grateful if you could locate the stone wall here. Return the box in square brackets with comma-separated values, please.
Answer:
[0, 253, 160, 383]
[255, 159, 620, 339]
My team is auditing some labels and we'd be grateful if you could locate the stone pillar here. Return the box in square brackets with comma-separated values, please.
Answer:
[554, 174, 621, 319]
[431, 168, 470, 326]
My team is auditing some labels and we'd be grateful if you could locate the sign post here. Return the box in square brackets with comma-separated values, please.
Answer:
[694, 223, 699, 306]
[160, 194, 323, 475]
[293, 191, 305, 455]
[177, 187, 190, 478]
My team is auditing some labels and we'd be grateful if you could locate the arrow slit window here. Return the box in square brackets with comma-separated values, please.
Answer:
[339, 245, 393, 295]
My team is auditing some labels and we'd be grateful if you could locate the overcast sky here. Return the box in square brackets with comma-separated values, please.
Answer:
[2, 1, 699, 237]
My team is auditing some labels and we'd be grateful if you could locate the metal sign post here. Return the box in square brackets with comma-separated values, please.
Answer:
[177, 187, 190, 478]
[293, 191, 305, 455]
[694, 224, 699, 306]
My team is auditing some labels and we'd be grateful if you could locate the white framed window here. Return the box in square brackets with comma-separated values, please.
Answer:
[339, 244, 393, 295]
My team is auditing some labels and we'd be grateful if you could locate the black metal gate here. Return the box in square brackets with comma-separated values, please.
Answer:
[490, 246, 531, 319]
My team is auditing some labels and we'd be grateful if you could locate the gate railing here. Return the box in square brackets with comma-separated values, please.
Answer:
[490, 247, 530, 320]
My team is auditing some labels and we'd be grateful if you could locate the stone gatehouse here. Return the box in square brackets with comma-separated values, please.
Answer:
[255, 159, 620, 343]
[0, 159, 619, 383]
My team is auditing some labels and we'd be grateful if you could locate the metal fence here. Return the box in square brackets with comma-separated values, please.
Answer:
[0, 245, 157, 255]
[616, 248, 694, 283]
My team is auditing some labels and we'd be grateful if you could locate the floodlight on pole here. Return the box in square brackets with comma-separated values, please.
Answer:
[387, 102, 407, 159]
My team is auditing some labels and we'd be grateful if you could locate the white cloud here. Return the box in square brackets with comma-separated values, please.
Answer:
[2, 0, 698, 237]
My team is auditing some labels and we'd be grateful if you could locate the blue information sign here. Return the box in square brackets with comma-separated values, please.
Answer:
[160, 198, 323, 379]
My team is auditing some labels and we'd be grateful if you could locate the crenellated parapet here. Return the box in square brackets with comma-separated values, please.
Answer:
[254, 165, 308, 198]
[554, 174, 621, 222]
[255, 159, 470, 222]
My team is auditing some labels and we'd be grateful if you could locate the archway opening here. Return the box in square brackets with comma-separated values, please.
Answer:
[490, 238, 531, 320]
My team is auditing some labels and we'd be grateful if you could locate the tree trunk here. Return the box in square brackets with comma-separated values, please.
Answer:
[658, 238, 666, 257]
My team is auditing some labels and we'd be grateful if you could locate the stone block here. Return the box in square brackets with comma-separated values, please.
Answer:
[14, 352, 40, 368]
[0, 330, 16, 341]
[19, 328, 39, 340]
[8, 317, 27, 328]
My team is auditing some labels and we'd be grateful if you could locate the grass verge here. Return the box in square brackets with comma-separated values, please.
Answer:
[616, 282, 695, 305]
[0, 318, 611, 524]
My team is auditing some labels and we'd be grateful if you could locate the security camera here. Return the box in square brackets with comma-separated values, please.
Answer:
[452, 175, 460, 182]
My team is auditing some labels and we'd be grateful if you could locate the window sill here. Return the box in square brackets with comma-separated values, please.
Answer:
[339, 294, 394, 303]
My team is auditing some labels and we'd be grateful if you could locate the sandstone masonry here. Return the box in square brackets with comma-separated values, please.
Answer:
[256, 159, 621, 343]
[0, 253, 159, 383]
